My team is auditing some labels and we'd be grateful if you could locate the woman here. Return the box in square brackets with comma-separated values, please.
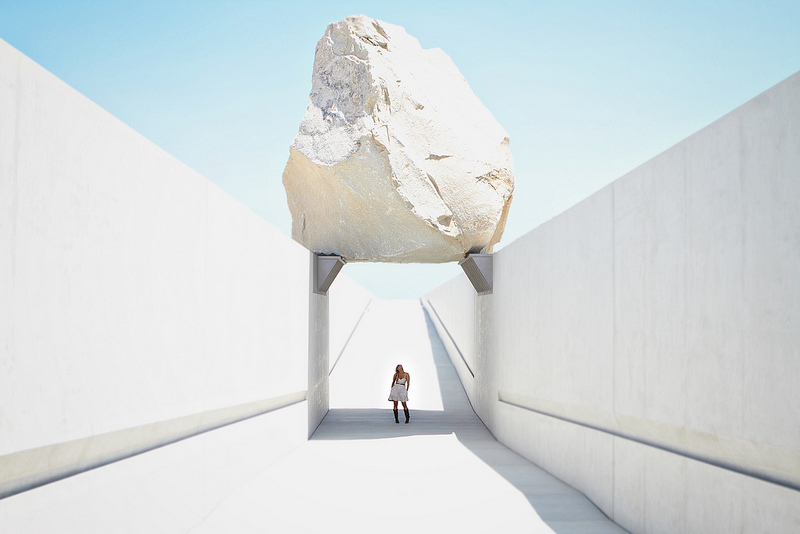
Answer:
[388, 364, 411, 423]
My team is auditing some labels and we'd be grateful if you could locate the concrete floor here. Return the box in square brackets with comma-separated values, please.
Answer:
[192, 299, 627, 533]
[0, 299, 628, 533]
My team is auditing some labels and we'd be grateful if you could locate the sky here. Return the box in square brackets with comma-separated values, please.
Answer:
[1, 1, 798, 298]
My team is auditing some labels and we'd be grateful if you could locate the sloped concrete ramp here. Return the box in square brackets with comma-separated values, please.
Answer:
[193, 299, 626, 533]
[0, 300, 627, 533]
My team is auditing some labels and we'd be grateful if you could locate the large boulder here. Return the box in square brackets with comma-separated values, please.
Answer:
[282, 15, 514, 262]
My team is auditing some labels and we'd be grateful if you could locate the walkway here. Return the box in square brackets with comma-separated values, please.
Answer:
[193, 299, 627, 533]
[0, 300, 628, 533]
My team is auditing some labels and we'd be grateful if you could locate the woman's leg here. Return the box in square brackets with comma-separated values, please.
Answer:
[402, 402, 409, 423]
[393, 401, 399, 423]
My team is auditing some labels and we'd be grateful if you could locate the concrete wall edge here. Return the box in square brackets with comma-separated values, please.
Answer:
[499, 391, 800, 492]
[329, 299, 372, 376]
[422, 299, 475, 383]
[0, 390, 307, 500]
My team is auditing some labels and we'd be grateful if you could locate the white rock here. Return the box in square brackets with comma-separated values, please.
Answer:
[282, 15, 514, 263]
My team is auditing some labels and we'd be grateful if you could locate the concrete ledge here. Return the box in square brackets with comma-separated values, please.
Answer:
[0, 390, 307, 499]
[459, 254, 493, 295]
[313, 254, 345, 295]
[499, 391, 800, 492]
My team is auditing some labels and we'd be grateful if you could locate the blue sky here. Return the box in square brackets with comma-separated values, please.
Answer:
[1, 1, 798, 298]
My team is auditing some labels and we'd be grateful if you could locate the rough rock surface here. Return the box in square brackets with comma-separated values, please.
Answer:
[282, 15, 514, 262]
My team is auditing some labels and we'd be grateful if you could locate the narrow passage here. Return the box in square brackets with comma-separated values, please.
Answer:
[196, 299, 627, 533]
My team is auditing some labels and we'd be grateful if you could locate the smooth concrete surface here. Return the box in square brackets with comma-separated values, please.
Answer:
[0, 35, 303, 453]
[0, 390, 306, 499]
[0, 299, 627, 533]
[328, 270, 373, 374]
[307, 283, 330, 437]
[424, 276, 476, 399]
[193, 299, 627, 533]
[318, 267, 373, 434]
[425, 71, 800, 533]
[0, 403, 308, 532]
[0, 38, 371, 499]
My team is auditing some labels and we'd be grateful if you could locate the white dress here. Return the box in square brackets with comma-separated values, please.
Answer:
[388, 376, 409, 402]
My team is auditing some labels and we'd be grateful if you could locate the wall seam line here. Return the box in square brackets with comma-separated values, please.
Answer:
[611, 182, 617, 519]
[329, 299, 371, 376]
[424, 299, 474, 377]
[0, 390, 308, 500]
[498, 393, 800, 493]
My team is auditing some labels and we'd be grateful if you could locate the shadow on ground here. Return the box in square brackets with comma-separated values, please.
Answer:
[313, 304, 627, 534]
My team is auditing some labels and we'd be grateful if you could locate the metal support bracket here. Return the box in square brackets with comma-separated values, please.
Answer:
[313, 253, 345, 295]
[459, 253, 493, 295]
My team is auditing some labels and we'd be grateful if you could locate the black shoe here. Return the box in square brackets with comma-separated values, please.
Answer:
[404, 409, 410, 424]
[393, 409, 399, 424]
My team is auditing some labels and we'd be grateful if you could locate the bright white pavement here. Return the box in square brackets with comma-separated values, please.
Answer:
[0, 299, 628, 533]
[194, 299, 627, 533]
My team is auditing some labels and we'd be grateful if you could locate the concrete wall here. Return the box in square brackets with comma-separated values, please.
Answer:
[425, 71, 800, 533]
[329, 273, 373, 374]
[424, 274, 476, 399]
[0, 38, 370, 501]
[307, 263, 373, 436]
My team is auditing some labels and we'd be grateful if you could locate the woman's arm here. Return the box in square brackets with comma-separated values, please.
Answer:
[405, 373, 410, 391]
[391, 372, 397, 387]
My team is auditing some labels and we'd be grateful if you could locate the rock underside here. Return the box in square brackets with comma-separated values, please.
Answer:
[282, 15, 514, 263]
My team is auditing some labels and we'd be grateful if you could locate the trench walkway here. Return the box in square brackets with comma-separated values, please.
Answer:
[0, 300, 628, 533]
[193, 299, 627, 533]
